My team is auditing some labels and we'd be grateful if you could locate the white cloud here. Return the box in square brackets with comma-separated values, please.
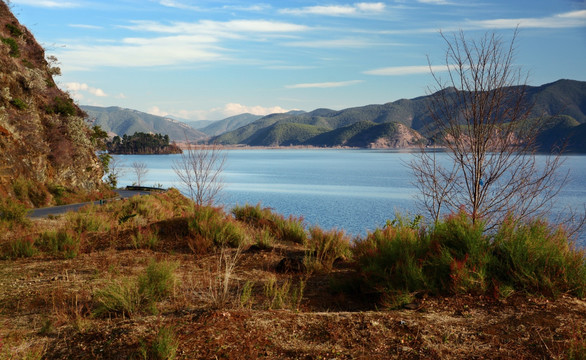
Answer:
[285, 38, 377, 48]
[417, 0, 453, 4]
[59, 35, 223, 69]
[65, 82, 108, 97]
[149, 103, 290, 121]
[57, 19, 309, 69]
[123, 19, 308, 35]
[363, 65, 451, 76]
[468, 10, 586, 29]
[159, 0, 200, 11]
[280, 2, 385, 16]
[286, 80, 363, 89]
[11, 0, 79, 7]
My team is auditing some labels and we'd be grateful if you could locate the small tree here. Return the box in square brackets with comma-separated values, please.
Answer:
[173, 142, 226, 206]
[132, 161, 149, 186]
[410, 29, 565, 229]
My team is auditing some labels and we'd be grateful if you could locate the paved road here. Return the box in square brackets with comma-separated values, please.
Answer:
[27, 189, 152, 219]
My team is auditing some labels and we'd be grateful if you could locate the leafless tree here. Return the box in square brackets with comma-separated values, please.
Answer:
[131, 161, 149, 186]
[410, 29, 566, 229]
[173, 142, 226, 206]
[105, 155, 126, 188]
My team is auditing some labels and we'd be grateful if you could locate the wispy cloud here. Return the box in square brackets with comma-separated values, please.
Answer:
[69, 24, 103, 30]
[159, 0, 200, 11]
[280, 2, 385, 16]
[59, 35, 222, 69]
[11, 0, 79, 8]
[417, 0, 455, 5]
[57, 18, 310, 69]
[286, 80, 363, 89]
[285, 37, 379, 48]
[122, 19, 309, 35]
[467, 10, 586, 29]
[363, 65, 449, 76]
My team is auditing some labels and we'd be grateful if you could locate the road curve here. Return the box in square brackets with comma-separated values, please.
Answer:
[27, 189, 153, 219]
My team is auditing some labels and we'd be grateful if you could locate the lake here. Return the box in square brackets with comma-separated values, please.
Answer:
[115, 149, 586, 246]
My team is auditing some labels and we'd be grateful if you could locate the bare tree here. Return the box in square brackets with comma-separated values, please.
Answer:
[131, 161, 149, 186]
[410, 29, 565, 229]
[105, 155, 126, 188]
[173, 142, 226, 206]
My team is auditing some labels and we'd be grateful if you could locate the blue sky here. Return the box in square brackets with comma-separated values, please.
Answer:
[9, 0, 586, 120]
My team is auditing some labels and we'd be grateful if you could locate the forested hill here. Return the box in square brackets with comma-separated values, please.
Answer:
[82, 105, 206, 142]
[212, 79, 586, 151]
[107, 132, 182, 155]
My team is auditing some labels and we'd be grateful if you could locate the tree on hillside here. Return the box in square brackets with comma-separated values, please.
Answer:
[173, 142, 226, 206]
[410, 29, 566, 229]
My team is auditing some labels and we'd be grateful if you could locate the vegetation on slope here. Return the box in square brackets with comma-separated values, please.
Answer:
[0, 191, 584, 358]
[0, 1, 106, 206]
[82, 105, 206, 142]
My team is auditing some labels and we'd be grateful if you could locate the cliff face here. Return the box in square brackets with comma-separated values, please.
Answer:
[0, 2, 102, 205]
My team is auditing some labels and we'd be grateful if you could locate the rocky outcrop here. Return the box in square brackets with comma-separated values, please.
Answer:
[0, 2, 102, 204]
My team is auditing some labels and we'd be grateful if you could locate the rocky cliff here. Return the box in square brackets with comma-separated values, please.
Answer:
[0, 2, 102, 206]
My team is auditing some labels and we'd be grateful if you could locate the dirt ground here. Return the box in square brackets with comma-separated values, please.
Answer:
[1, 239, 585, 359]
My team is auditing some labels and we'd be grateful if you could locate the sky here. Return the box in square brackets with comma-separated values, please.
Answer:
[7, 0, 586, 121]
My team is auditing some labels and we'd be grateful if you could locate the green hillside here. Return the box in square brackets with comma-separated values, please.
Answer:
[212, 79, 586, 150]
[200, 113, 263, 136]
[82, 105, 206, 141]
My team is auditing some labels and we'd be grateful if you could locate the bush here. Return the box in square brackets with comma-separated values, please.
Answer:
[94, 259, 177, 317]
[1, 37, 20, 57]
[353, 217, 429, 306]
[425, 211, 490, 294]
[305, 227, 351, 272]
[489, 218, 586, 298]
[145, 326, 179, 360]
[189, 206, 249, 251]
[0, 198, 28, 224]
[37, 229, 80, 258]
[5, 23, 23, 37]
[353, 211, 586, 306]
[10, 98, 27, 110]
[7, 236, 36, 258]
[232, 203, 307, 244]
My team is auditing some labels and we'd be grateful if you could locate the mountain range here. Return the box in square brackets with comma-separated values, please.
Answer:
[81, 105, 206, 142]
[211, 79, 586, 151]
[81, 79, 586, 152]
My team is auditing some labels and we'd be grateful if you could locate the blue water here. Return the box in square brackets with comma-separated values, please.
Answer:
[116, 149, 586, 245]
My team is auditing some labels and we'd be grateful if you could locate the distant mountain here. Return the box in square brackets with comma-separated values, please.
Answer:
[81, 105, 206, 141]
[184, 120, 216, 129]
[199, 113, 263, 136]
[212, 79, 586, 150]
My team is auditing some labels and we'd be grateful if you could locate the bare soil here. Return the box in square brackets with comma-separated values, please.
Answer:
[1, 236, 585, 359]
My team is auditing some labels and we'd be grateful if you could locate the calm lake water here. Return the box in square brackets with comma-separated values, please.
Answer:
[116, 149, 586, 246]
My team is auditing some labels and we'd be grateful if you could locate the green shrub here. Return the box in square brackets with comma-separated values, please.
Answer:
[8, 236, 36, 258]
[94, 259, 178, 318]
[254, 228, 274, 250]
[232, 203, 307, 244]
[131, 227, 160, 250]
[10, 98, 27, 110]
[489, 218, 586, 298]
[138, 260, 178, 302]
[1, 37, 20, 57]
[93, 277, 142, 318]
[5, 23, 23, 37]
[37, 229, 80, 258]
[66, 210, 109, 233]
[263, 276, 305, 310]
[353, 219, 428, 307]
[425, 211, 490, 294]
[48, 96, 76, 116]
[0, 198, 28, 224]
[305, 227, 351, 272]
[149, 326, 179, 360]
[189, 206, 249, 250]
